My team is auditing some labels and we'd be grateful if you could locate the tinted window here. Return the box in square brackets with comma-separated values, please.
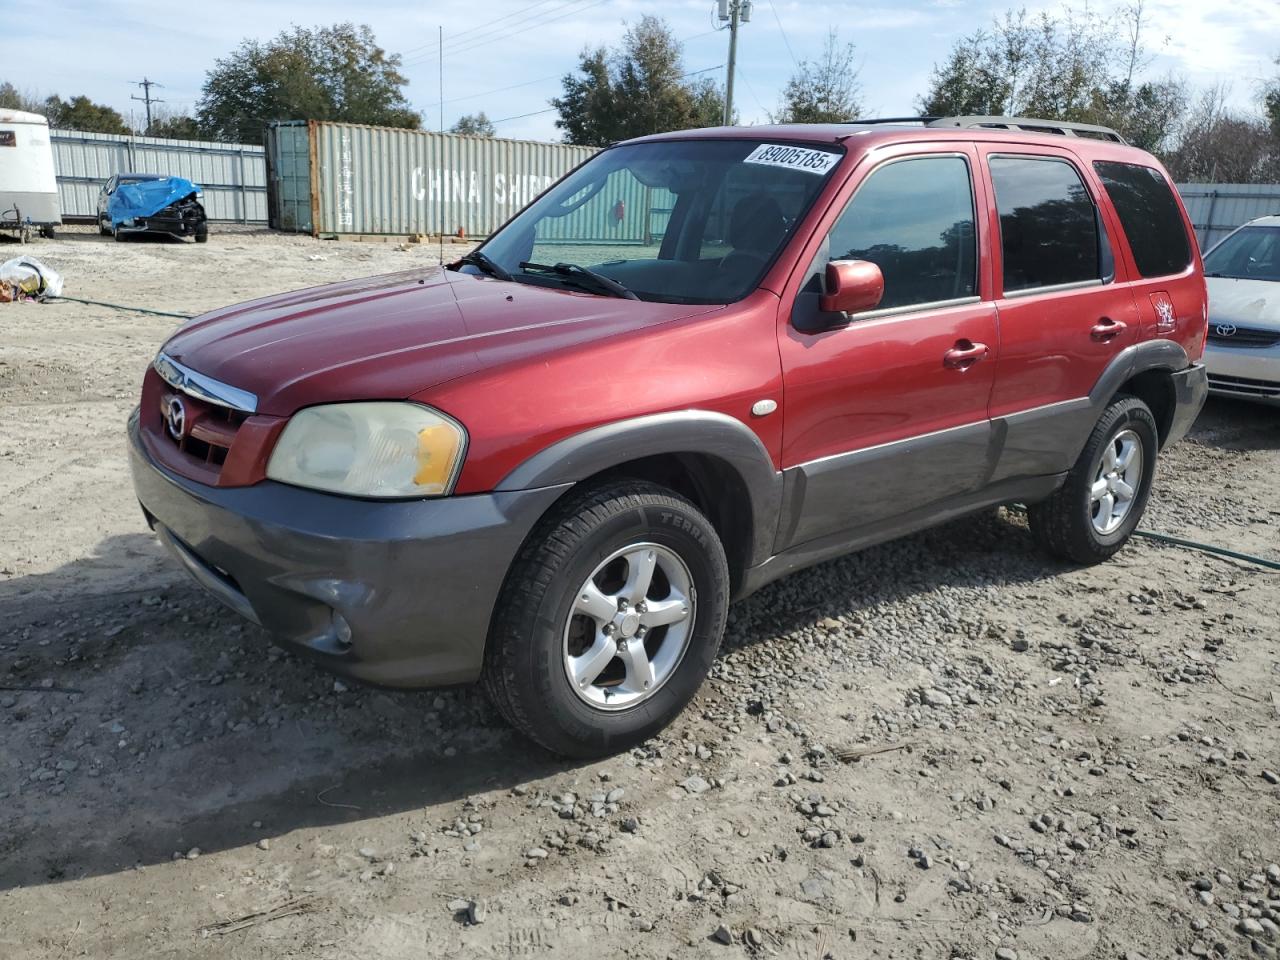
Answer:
[827, 156, 977, 310]
[990, 157, 1100, 292]
[1093, 161, 1191, 277]
[1203, 226, 1280, 282]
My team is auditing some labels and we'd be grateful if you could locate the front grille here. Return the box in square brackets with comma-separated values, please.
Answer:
[160, 390, 248, 470]
[1207, 325, 1280, 348]
[1207, 373, 1280, 399]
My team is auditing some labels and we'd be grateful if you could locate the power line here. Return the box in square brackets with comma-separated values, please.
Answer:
[765, 0, 799, 68]
[402, 0, 602, 67]
[398, 0, 565, 57]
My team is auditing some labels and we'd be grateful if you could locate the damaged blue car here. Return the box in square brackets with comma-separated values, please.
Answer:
[97, 173, 208, 243]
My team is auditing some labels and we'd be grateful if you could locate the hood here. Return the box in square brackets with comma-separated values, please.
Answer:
[109, 177, 201, 221]
[1206, 276, 1280, 330]
[161, 268, 718, 416]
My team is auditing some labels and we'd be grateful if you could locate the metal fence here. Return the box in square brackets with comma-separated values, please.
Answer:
[51, 129, 267, 224]
[1176, 183, 1280, 251]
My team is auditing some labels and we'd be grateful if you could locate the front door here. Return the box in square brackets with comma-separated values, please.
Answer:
[777, 146, 999, 550]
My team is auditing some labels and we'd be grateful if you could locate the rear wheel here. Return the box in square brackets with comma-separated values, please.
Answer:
[1028, 395, 1158, 564]
[483, 480, 729, 758]
[194, 224, 208, 243]
[98, 216, 111, 236]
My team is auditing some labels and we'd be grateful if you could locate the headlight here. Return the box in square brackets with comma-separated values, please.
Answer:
[266, 402, 466, 498]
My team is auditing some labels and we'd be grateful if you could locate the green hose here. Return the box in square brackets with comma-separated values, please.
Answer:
[1132, 529, 1280, 571]
[1008, 502, 1280, 571]
[49, 295, 193, 320]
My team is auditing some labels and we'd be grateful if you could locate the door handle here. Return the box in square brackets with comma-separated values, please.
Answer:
[1090, 317, 1127, 341]
[943, 340, 989, 369]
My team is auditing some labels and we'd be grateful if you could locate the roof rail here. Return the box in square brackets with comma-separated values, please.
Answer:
[848, 114, 1127, 144]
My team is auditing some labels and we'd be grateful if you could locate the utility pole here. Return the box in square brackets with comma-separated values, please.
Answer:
[718, 0, 751, 126]
[131, 77, 163, 132]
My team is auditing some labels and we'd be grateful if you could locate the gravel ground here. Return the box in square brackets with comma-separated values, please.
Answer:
[1, 227, 1278, 960]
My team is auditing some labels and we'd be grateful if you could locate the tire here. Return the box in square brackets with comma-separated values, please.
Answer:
[1028, 395, 1159, 564]
[483, 480, 730, 758]
[99, 217, 112, 237]
[39, 225, 56, 240]
[113, 226, 126, 242]
[194, 225, 208, 243]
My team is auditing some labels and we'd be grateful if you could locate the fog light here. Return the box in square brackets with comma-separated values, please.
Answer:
[332, 611, 353, 648]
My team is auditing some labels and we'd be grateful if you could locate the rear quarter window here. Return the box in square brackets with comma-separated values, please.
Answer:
[1093, 161, 1192, 278]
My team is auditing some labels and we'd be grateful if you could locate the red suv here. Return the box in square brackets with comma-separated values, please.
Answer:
[130, 116, 1207, 757]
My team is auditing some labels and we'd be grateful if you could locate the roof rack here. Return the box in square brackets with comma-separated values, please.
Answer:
[848, 114, 1127, 144]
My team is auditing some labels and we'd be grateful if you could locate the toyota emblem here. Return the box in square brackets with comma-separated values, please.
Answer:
[165, 396, 187, 440]
[1214, 323, 1237, 338]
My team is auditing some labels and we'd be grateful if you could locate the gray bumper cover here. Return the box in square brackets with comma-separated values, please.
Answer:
[128, 412, 568, 688]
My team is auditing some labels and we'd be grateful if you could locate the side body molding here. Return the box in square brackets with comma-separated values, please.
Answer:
[495, 410, 785, 571]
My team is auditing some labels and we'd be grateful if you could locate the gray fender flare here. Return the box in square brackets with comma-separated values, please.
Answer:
[495, 410, 784, 569]
[1088, 339, 1189, 407]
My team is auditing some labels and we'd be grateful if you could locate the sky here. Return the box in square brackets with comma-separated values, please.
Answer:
[9, 0, 1278, 143]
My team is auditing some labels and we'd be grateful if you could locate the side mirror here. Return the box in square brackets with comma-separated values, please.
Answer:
[819, 259, 884, 315]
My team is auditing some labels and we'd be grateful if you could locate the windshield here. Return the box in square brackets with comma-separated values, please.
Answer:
[472, 139, 844, 304]
[1203, 225, 1280, 282]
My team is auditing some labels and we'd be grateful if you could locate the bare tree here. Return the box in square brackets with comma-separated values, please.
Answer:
[771, 30, 864, 124]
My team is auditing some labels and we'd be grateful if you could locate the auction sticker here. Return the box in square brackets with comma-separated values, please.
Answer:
[744, 144, 840, 175]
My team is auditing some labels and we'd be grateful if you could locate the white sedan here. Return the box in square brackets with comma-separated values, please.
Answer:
[1203, 215, 1280, 406]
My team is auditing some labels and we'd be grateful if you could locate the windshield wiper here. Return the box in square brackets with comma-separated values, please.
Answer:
[519, 261, 639, 300]
[457, 250, 513, 281]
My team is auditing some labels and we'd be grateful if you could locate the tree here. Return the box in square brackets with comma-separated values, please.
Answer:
[1264, 55, 1280, 140]
[144, 107, 204, 140]
[772, 29, 863, 123]
[451, 112, 496, 137]
[917, 4, 1184, 151]
[1163, 85, 1280, 183]
[42, 95, 130, 134]
[0, 82, 44, 115]
[552, 16, 727, 146]
[197, 23, 419, 144]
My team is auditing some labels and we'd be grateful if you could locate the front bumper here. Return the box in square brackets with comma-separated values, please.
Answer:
[128, 411, 569, 687]
[1204, 343, 1280, 406]
[118, 214, 203, 238]
[1165, 361, 1210, 445]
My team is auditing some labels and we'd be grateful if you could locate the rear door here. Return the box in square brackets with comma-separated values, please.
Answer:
[978, 146, 1140, 483]
[776, 144, 999, 549]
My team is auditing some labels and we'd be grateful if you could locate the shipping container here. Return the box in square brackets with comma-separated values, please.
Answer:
[1176, 182, 1280, 251]
[51, 129, 267, 223]
[266, 120, 659, 240]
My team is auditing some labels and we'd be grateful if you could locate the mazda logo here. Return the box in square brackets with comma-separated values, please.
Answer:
[1215, 323, 1237, 338]
[165, 396, 187, 440]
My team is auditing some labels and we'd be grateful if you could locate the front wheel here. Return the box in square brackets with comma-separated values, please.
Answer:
[1028, 395, 1159, 564]
[483, 480, 729, 758]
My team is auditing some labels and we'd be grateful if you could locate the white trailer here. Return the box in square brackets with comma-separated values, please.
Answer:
[0, 109, 61, 241]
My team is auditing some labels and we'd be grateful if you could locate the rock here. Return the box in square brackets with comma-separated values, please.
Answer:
[605, 788, 625, 804]
[358, 846, 378, 861]
[1193, 877, 1213, 891]
[1239, 918, 1265, 937]
[711, 924, 733, 945]
[448, 897, 471, 913]
[185, 847, 201, 860]
[921, 688, 953, 708]
[526, 847, 549, 859]
[256, 838, 271, 851]
[1011, 638, 1031, 652]
[333, 680, 348, 693]
[679, 776, 711, 795]
[995, 949, 1019, 960]
[746, 928, 763, 947]
[467, 900, 487, 924]
[1262, 770, 1280, 785]
[620, 817, 639, 833]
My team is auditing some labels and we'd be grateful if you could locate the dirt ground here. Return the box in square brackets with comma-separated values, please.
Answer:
[1, 227, 1278, 960]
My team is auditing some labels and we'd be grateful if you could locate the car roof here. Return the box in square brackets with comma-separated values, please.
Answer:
[116, 172, 164, 180]
[621, 123, 1161, 164]
[1244, 215, 1280, 228]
